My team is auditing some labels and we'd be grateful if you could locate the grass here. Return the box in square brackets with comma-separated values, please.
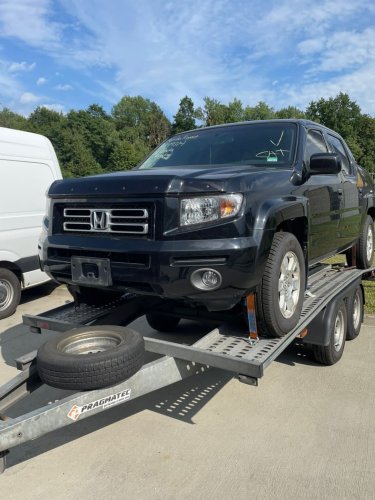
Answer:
[323, 254, 375, 314]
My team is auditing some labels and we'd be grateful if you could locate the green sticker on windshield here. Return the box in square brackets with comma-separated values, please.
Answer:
[267, 156, 278, 162]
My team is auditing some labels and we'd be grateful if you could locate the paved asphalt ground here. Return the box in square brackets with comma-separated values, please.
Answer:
[0, 284, 374, 500]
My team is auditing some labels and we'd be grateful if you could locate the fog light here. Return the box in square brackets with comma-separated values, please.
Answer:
[190, 268, 222, 291]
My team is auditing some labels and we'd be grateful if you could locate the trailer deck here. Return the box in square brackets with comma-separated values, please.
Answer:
[0, 264, 372, 473]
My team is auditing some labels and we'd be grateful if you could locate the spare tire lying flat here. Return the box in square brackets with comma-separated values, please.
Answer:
[37, 326, 145, 391]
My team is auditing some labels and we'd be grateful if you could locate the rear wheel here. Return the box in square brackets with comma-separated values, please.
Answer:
[346, 286, 363, 340]
[0, 268, 21, 320]
[313, 300, 347, 365]
[146, 312, 180, 332]
[257, 232, 306, 338]
[349, 215, 374, 269]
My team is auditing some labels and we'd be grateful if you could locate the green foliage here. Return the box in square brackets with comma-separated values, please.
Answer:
[108, 139, 149, 171]
[111, 95, 170, 148]
[244, 101, 275, 121]
[55, 127, 103, 178]
[1, 92, 374, 177]
[172, 96, 196, 134]
[0, 107, 29, 130]
[275, 106, 306, 119]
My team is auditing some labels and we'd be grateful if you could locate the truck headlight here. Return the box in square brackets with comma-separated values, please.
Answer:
[180, 194, 243, 226]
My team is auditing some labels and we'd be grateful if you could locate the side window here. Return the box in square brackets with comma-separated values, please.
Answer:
[326, 134, 351, 175]
[306, 129, 328, 159]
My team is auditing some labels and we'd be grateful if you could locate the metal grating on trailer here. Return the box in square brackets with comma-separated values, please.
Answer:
[22, 296, 131, 332]
[23, 266, 365, 380]
[190, 266, 364, 373]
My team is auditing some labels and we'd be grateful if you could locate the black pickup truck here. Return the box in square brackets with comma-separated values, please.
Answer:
[40, 119, 375, 337]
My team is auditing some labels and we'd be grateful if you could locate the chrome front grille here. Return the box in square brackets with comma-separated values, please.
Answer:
[63, 207, 149, 235]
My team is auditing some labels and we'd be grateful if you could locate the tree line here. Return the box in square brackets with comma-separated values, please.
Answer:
[0, 92, 374, 177]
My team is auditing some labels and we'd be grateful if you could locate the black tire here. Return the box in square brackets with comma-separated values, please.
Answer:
[68, 285, 123, 306]
[313, 300, 347, 365]
[0, 268, 21, 320]
[146, 312, 180, 332]
[353, 215, 374, 269]
[346, 286, 363, 340]
[37, 326, 145, 390]
[257, 232, 306, 338]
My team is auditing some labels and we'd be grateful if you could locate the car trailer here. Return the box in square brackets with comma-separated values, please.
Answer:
[0, 264, 372, 473]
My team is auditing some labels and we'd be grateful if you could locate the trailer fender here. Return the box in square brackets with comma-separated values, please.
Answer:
[303, 278, 362, 346]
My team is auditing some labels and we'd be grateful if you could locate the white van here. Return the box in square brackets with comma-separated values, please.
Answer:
[0, 127, 62, 319]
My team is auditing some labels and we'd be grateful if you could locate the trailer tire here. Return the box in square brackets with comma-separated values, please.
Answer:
[0, 268, 21, 320]
[257, 232, 305, 338]
[146, 313, 180, 332]
[37, 326, 145, 390]
[346, 286, 363, 340]
[313, 300, 347, 365]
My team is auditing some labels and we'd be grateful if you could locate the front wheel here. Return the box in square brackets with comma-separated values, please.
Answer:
[257, 232, 306, 338]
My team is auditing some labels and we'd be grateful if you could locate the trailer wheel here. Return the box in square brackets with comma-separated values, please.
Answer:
[146, 312, 180, 332]
[37, 326, 145, 390]
[346, 286, 363, 340]
[257, 232, 306, 338]
[0, 268, 21, 320]
[313, 300, 347, 365]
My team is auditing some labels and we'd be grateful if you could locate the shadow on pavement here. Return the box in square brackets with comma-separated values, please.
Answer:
[4, 366, 233, 470]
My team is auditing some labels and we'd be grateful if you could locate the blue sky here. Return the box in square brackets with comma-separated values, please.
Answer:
[0, 0, 375, 119]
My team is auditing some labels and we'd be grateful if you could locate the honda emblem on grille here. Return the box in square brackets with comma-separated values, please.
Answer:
[91, 210, 109, 230]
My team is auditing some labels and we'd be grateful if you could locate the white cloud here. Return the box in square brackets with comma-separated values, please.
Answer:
[1, 0, 375, 116]
[300, 28, 375, 73]
[58, 0, 375, 114]
[19, 92, 40, 104]
[37, 77, 47, 85]
[0, 0, 62, 48]
[55, 83, 73, 91]
[8, 61, 35, 72]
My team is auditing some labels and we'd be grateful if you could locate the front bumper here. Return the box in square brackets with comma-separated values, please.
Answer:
[39, 232, 270, 311]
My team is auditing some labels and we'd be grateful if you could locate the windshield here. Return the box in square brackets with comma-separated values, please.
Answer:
[138, 122, 297, 169]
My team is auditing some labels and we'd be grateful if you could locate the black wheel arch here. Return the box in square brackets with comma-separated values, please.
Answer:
[0, 261, 23, 285]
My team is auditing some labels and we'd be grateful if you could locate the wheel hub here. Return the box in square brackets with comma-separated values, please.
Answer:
[0, 280, 13, 310]
[366, 225, 373, 262]
[352, 292, 361, 330]
[278, 251, 301, 319]
[333, 309, 345, 352]
[60, 332, 122, 355]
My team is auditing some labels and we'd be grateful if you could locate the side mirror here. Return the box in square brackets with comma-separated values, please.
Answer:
[310, 153, 342, 175]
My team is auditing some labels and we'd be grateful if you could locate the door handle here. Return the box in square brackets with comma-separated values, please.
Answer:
[338, 189, 343, 196]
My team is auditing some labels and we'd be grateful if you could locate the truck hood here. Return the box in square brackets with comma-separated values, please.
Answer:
[49, 165, 292, 197]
